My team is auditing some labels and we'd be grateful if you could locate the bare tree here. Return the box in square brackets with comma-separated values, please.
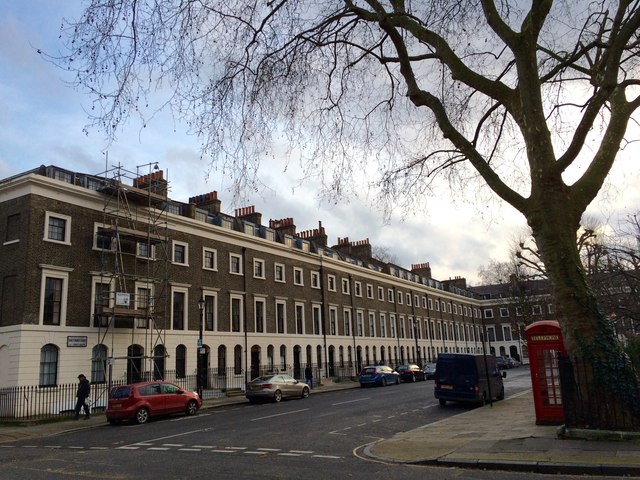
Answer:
[51, 1, 640, 429]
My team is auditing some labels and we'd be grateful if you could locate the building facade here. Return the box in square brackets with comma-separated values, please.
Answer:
[0, 165, 540, 389]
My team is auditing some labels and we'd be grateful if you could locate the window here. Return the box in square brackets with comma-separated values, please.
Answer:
[422, 296, 428, 309]
[231, 296, 243, 332]
[276, 300, 286, 334]
[312, 304, 322, 335]
[500, 307, 509, 317]
[327, 275, 336, 292]
[428, 298, 433, 310]
[503, 325, 512, 341]
[406, 293, 412, 306]
[5, 213, 20, 243]
[172, 241, 189, 265]
[389, 314, 396, 338]
[341, 278, 350, 295]
[274, 263, 285, 282]
[39, 344, 58, 386]
[203, 248, 218, 270]
[453, 304, 458, 315]
[515, 306, 522, 316]
[484, 308, 494, 319]
[486, 326, 496, 342]
[343, 309, 351, 336]
[295, 303, 304, 334]
[204, 293, 217, 331]
[378, 286, 384, 301]
[354, 281, 362, 297]
[137, 242, 153, 259]
[172, 290, 186, 330]
[397, 291, 403, 304]
[229, 253, 243, 275]
[253, 258, 265, 279]
[447, 302, 452, 313]
[434, 299, 439, 311]
[92, 279, 111, 326]
[44, 212, 71, 244]
[368, 312, 376, 337]
[91, 344, 107, 384]
[356, 310, 364, 336]
[366, 284, 374, 299]
[293, 267, 303, 286]
[41, 268, 70, 326]
[175, 345, 186, 378]
[255, 298, 266, 333]
[532, 304, 543, 315]
[379, 313, 386, 337]
[329, 307, 337, 335]
[135, 285, 152, 328]
[311, 271, 320, 289]
[388, 289, 394, 302]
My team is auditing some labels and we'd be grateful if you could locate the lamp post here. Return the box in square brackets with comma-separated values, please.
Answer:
[197, 297, 205, 398]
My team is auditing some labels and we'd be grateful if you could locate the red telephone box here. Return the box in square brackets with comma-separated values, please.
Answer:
[525, 320, 566, 425]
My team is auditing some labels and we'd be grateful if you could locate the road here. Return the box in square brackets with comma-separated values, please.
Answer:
[0, 368, 624, 480]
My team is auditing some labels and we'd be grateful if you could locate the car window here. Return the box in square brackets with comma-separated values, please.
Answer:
[110, 386, 131, 399]
[361, 367, 375, 375]
[162, 383, 180, 394]
[139, 384, 162, 396]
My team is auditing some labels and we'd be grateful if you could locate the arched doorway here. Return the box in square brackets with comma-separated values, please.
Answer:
[293, 345, 302, 379]
[127, 344, 143, 383]
[250, 345, 261, 380]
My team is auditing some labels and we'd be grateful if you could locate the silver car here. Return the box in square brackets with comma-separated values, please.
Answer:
[246, 374, 310, 403]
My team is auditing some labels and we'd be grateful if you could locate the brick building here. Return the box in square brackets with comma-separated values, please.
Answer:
[0, 164, 537, 388]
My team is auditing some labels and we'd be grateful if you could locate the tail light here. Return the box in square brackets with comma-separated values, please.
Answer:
[261, 383, 273, 389]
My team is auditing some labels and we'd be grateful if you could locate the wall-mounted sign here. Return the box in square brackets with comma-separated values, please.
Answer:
[67, 336, 87, 347]
[116, 292, 131, 306]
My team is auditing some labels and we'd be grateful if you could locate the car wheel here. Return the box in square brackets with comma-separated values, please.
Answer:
[497, 387, 505, 400]
[380, 377, 387, 387]
[273, 390, 283, 402]
[411, 374, 416, 383]
[396, 377, 400, 385]
[135, 407, 150, 424]
[301, 387, 310, 399]
[439, 399, 446, 406]
[185, 400, 198, 416]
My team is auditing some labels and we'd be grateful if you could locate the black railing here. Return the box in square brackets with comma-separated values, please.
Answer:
[558, 354, 640, 431]
[0, 364, 355, 420]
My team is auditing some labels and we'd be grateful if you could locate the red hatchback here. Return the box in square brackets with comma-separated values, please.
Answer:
[106, 381, 202, 425]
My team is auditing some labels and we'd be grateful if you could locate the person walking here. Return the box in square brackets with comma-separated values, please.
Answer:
[304, 365, 313, 389]
[74, 374, 91, 420]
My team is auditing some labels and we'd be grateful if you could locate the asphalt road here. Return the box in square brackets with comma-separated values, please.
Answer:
[1, 369, 623, 480]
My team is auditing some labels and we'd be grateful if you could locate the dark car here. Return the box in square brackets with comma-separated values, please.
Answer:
[245, 374, 310, 403]
[106, 381, 202, 425]
[358, 365, 400, 387]
[394, 364, 426, 382]
[496, 356, 510, 369]
[423, 363, 437, 380]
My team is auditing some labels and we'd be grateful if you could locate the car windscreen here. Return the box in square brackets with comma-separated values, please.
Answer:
[437, 357, 477, 383]
[360, 368, 376, 375]
[110, 386, 131, 399]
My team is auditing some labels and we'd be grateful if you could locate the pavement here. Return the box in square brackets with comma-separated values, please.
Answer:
[1, 380, 640, 476]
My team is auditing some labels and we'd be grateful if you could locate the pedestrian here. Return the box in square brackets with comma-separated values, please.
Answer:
[304, 365, 313, 389]
[74, 374, 91, 420]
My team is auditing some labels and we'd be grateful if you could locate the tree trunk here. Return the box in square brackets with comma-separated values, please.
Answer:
[530, 205, 640, 430]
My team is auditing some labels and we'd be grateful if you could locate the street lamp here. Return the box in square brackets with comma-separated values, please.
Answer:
[197, 297, 205, 398]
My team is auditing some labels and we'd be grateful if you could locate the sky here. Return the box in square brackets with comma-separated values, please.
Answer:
[1, 2, 638, 286]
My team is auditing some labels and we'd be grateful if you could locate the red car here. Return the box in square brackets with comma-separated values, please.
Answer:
[106, 381, 202, 425]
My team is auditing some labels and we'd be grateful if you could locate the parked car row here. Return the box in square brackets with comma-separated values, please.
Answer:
[496, 356, 521, 369]
[358, 363, 439, 387]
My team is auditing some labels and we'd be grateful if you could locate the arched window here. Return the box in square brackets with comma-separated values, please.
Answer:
[91, 344, 107, 384]
[176, 345, 186, 378]
[267, 345, 274, 372]
[234, 345, 242, 375]
[39, 344, 58, 386]
[218, 345, 227, 373]
[153, 344, 166, 380]
[279, 345, 287, 370]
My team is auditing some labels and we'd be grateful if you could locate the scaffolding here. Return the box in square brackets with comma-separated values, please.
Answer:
[94, 162, 170, 385]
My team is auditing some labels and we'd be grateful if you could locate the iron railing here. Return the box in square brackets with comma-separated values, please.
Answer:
[0, 363, 357, 420]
